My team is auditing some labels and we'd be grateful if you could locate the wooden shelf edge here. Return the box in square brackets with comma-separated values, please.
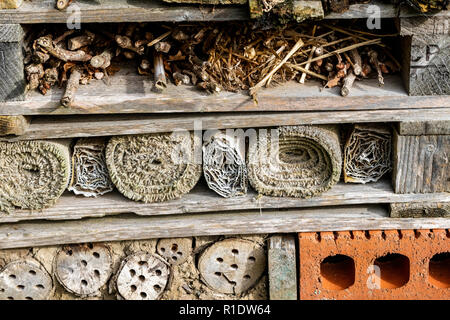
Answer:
[3, 180, 449, 223]
[0, 1, 447, 24]
[1, 205, 449, 250]
[1, 107, 449, 141]
[1, 74, 449, 116]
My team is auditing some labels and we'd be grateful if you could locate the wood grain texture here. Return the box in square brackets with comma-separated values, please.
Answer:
[400, 17, 450, 96]
[0, 1, 446, 23]
[390, 202, 449, 218]
[0, 115, 30, 135]
[1, 107, 450, 141]
[0, 24, 25, 102]
[1, 205, 449, 249]
[0, 0, 249, 23]
[2, 180, 449, 223]
[397, 121, 450, 135]
[393, 131, 450, 193]
[3, 72, 448, 115]
[268, 235, 297, 300]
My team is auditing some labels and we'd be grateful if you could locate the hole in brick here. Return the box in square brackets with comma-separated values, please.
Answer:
[140, 292, 147, 298]
[232, 249, 239, 255]
[349, 231, 354, 239]
[93, 252, 100, 258]
[397, 230, 403, 239]
[315, 232, 321, 242]
[130, 269, 136, 277]
[216, 257, 223, 263]
[373, 253, 410, 289]
[29, 270, 36, 276]
[333, 232, 338, 240]
[171, 244, 178, 251]
[320, 255, 355, 290]
[429, 252, 450, 288]
[25, 297, 33, 300]
[130, 285, 137, 292]
[381, 231, 386, 240]
[414, 230, 420, 239]
[364, 231, 371, 239]
[81, 280, 88, 286]
[81, 260, 87, 267]
[155, 270, 162, 276]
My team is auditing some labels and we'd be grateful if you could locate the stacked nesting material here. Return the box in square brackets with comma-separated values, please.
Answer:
[203, 132, 247, 198]
[344, 124, 392, 184]
[106, 133, 202, 203]
[247, 125, 342, 198]
[68, 138, 113, 197]
[0, 140, 71, 212]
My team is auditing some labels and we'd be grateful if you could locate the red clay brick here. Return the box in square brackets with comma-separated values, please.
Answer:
[298, 229, 450, 300]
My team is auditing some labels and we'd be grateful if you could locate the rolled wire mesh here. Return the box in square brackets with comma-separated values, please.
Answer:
[68, 138, 114, 197]
[0, 140, 71, 212]
[106, 132, 202, 203]
[344, 124, 392, 184]
[247, 125, 342, 198]
[203, 131, 247, 198]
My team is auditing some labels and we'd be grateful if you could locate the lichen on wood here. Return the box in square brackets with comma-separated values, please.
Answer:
[247, 125, 342, 198]
[105, 133, 202, 203]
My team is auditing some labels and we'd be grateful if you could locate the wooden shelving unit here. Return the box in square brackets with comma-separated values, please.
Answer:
[0, 1, 448, 250]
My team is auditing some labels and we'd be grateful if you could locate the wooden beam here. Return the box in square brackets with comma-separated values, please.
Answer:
[0, 115, 30, 135]
[2, 107, 450, 141]
[390, 202, 449, 218]
[0, 0, 249, 23]
[397, 121, 450, 135]
[1, 205, 449, 250]
[2, 72, 449, 115]
[393, 130, 450, 193]
[2, 180, 449, 223]
[268, 234, 298, 300]
[0, 1, 447, 23]
[0, 24, 25, 102]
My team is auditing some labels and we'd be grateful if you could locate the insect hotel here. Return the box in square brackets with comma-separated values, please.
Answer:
[0, 0, 448, 300]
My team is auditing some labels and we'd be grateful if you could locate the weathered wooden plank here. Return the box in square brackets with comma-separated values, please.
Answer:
[397, 121, 450, 135]
[2, 180, 449, 223]
[2, 108, 450, 141]
[0, 1, 446, 23]
[390, 202, 449, 218]
[1, 205, 449, 250]
[3, 73, 447, 115]
[268, 234, 297, 300]
[400, 17, 450, 96]
[0, 24, 25, 102]
[0, 0, 249, 24]
[0, 115, 30, 135]
[393, 131, 450, 193]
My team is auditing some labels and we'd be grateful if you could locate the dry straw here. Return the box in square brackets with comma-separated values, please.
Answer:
[106, 133, 202, 203]
[203, 132, 248, 198]
[0, 140, 71, 212]
[247, 125, 342, 198]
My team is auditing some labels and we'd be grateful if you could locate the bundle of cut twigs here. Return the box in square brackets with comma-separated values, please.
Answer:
[23, 22, 399, 106]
